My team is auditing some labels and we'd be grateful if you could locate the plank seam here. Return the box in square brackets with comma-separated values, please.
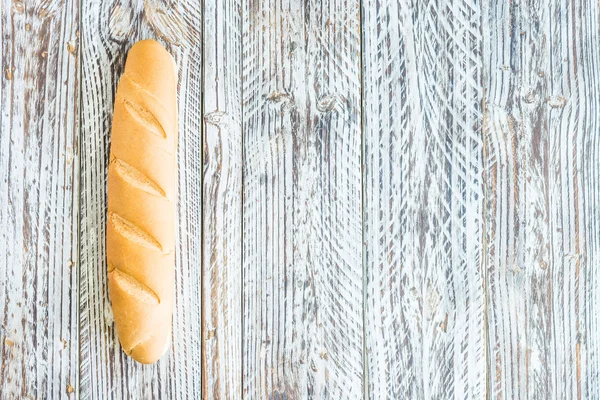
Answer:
[76, 0, 83, 396]
[478, 3, 490, 399]
[200, 0, 205, 396]
[480, 42, 490, 400]
[359, 0, 368, 397]
[240, 0, 245, 396]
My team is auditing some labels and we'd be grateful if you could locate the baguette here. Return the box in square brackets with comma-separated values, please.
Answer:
[106, 40, 177, 364]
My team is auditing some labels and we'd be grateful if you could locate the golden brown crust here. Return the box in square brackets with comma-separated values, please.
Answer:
[107, 39, 177, 364]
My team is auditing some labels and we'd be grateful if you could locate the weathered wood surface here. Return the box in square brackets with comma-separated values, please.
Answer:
[202, 0, 243, 398]
[242, 0, 364, 397]
[363, 0, 486, 398]
[79, 0, 202, 398]
[2, 0, 600, 398]
[0, 0, 80, 398]
[482, 0, 600, 398]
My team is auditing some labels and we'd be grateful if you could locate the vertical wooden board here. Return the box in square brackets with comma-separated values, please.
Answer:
[0, 0, 79, 398]
[242, 0, 363, 397]
[78, 0, 202, 398]
[202, 0, 243, 398]
[580, 4, 600, 397]
[581, 26, 600, 397]
[363, 0, 486, 398]
[482, 0, 600, 398]
[481, 3, 543, 397]
[547, 2, 600, 397]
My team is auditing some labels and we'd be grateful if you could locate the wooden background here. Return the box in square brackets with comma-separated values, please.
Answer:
[1, 0, 599, 398]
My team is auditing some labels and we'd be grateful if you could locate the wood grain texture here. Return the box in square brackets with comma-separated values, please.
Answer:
[363, 0, 486, 398]
[482, 0, 600, 398]
[580, 6, 600, 396]
[242, 0, 363, 397]
[0, 0, 80, 398]
[79, 0, 202, 398]
[2, 0, 600, 397]
[202, 0, 243, 398]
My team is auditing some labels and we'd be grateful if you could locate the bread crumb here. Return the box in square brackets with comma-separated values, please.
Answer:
[310, 360, 318, 372]
[5, 69, 12, 80]
[62, 338, 68, 349]
[5, 338, 14, 347]
[439, 313, 449, 332]
[66, 148, 74, 165]
[67, 42, 76, 55]
[66, 384, 74, 394]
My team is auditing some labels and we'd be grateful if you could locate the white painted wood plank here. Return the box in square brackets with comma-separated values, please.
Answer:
[482, 0, 600, 398]
[579, 4, 600, 396]
[363, 0, 486, 398]
[202, 0, 243, 398]
[0, 0, 79, 398]
[79, 0, 202, 398]
[242, 0, 364, 397]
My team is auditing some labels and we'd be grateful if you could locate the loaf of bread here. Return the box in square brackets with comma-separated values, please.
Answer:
[106, 40, 177, 364]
